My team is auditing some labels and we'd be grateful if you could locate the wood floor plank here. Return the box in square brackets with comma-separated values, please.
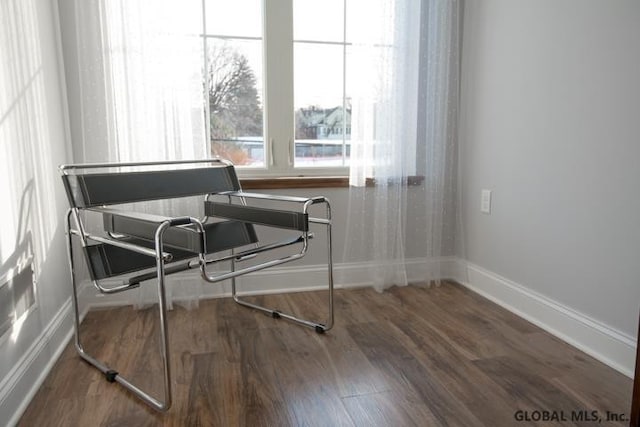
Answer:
[390, 285, 576, 380]
[18, 284, 632, 426]
[430, 283, 540, 334]
[310, 326, 392, 398]
[383, 313, 539, 426]
[347, 321, 485, 427]
[331, 289, 382, 325]
[342, 390, 438, 427]
[473, 355, 612, 427]
[283, 290, 393, 397]
[389, 285, 514, 360]
[261, 326, 356, 426]
[526, 331, 632, 412]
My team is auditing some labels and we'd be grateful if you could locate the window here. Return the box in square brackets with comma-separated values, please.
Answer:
[203, 0, 265, 168]
[293, 0, 351, 169]
[202, 0, 351, 177]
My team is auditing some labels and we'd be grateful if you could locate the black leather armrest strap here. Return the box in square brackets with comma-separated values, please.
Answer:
[205, 201, 309, 232]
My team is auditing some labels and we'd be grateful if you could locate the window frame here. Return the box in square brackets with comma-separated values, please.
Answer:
[201, 0, 350, 179]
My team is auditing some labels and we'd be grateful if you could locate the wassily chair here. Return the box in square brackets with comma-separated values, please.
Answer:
[60, 158, 334, 411]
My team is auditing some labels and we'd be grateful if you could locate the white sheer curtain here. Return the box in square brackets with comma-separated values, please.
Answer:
[71, 0, 206, 307]
[344, 0, 461, 292]
[73, 0, 205, 162]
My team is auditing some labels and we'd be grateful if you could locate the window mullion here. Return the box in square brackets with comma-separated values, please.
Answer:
[201, 0, 211, 155]
[263, 0, 294, 174]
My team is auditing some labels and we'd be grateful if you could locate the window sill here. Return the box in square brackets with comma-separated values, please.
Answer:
[240, 176, 349, 189]
[239, 175, 425, 189]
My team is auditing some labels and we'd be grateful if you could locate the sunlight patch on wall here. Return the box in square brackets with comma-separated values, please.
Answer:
[0, 0, 61, 341]
[0, 261, 36, 342]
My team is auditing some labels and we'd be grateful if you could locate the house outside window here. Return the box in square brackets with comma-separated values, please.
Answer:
[202, 0, 351, 177]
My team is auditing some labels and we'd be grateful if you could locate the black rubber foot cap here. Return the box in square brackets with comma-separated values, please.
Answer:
[315, 325, 326, 334]
[271, 310, 281, 319]
[105, 370, 118, 383]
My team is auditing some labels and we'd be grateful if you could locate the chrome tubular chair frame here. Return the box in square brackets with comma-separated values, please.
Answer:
[61, 159, 334, 412]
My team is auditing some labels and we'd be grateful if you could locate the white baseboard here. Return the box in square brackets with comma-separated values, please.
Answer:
[454, 259, 636, 378]
[0, 298, 74, 427]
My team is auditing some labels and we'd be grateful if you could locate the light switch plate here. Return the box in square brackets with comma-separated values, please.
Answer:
[481, 189, 492, 214]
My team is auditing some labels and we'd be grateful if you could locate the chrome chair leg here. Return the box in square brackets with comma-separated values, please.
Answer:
[229, 201, 334, 334]
[324, 201, 335, 331]
[65, 210, 173, 411]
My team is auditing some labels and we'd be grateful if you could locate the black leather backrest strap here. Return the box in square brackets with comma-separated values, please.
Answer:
[62, 165, 240, 208]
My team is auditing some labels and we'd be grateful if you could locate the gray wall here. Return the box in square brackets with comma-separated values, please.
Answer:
[459, 0, 640, 337]
[0, 0, 73, 422]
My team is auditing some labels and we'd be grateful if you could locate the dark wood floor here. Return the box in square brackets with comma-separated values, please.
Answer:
[19, 282, 632, 426]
